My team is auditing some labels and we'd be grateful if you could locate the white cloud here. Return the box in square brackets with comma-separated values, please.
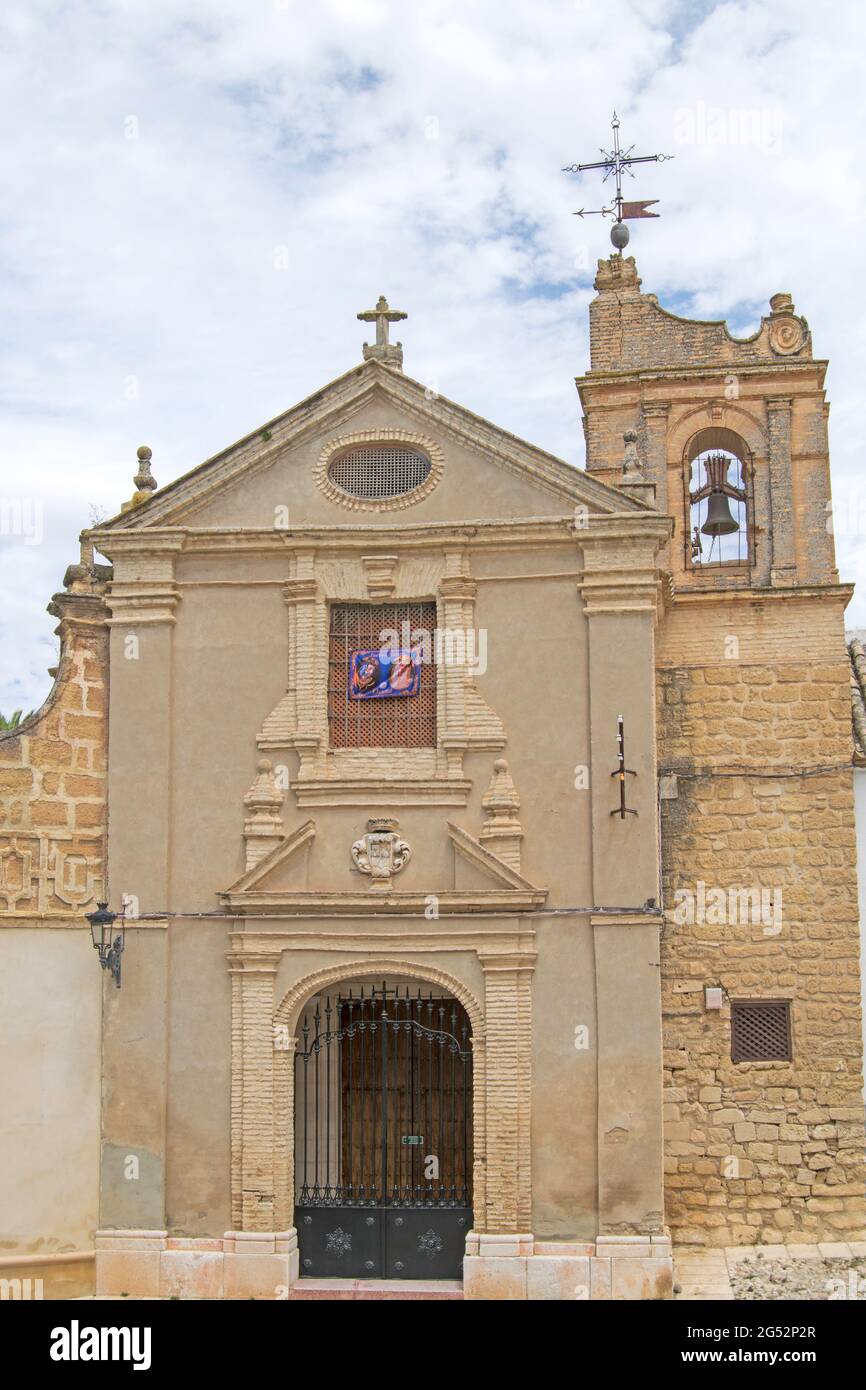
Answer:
[1, 0, 864, 710]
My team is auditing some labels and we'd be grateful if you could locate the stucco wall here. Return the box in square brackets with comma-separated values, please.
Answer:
[0, 576, 108, 1257]
[0, 928, 101, 1254]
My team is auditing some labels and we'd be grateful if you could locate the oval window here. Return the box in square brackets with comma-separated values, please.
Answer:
[327, 445, 432, 500]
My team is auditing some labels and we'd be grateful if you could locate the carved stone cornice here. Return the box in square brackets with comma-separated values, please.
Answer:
[475, 949, 539, 973]
[282, 578, 321, 604]
[104, 585, 181, 626]
[227, 927, 537, 962]
[91, 530, 186, 561]
[93, 531, 185, 626]
[290, 777, 473, 808]
[439, 576, 478, 601]
[46, 589, 108, 630]
[577, 529, 670, 617]
[91, 515, 673, 557]
[220, 888, 547, 915]
[226, 951, 281, 975]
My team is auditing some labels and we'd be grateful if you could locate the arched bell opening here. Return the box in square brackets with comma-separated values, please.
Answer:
[293, 975, 473, 1280]
[685, 428, 753, 569]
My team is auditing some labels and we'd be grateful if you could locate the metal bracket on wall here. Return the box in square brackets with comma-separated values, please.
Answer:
[610, 715, 638, 818]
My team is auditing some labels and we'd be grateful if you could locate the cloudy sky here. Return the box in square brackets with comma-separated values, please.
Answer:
[2, 0, 865, 713]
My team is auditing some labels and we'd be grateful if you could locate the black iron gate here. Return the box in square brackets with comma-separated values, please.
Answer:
[295, 983, 473, 1279]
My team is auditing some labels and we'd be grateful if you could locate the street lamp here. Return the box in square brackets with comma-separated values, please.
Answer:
[85, 901, 125, 988]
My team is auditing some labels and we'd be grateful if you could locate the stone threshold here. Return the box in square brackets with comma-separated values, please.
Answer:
[289, 1278, 463, 1300]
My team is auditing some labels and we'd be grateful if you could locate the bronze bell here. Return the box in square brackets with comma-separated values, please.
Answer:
[701, 490, 739, 536]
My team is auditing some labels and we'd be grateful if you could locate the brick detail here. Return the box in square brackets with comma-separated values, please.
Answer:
[232, 957, 281, 1233]
[480, 957, 533, 1233]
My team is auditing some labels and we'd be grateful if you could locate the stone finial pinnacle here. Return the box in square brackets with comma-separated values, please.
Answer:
[480, 758, 523, 873]
[133, 445, 157, 494]
[121, 445, 158, 512]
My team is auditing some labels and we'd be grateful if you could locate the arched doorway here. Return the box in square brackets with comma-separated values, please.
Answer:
[294, 977, 473, 1279]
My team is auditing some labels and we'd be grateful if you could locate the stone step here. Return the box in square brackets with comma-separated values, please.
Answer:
[289, 1278, 463, 1300]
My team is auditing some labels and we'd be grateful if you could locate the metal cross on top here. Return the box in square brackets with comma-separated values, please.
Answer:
[562, 111, 673, 250]
[357, 294, 408, 370]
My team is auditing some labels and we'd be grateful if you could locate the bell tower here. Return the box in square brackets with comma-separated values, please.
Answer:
[576, 253, 838, 593]
[579, 254, 866, 1252]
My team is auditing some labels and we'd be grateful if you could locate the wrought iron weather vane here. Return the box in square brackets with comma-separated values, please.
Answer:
[562, 111, 673, 250]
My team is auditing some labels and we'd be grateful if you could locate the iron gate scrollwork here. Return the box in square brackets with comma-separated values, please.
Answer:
[295, 983, 473, 1279]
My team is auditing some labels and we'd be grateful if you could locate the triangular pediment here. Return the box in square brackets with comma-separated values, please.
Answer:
[218, 815, 546, 915]
[98, 360, 647, 533]
[446, 823, 540, 892]
[223, 819, 316, 895]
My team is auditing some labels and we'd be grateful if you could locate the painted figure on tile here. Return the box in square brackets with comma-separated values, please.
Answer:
[349, 648, 420, 699]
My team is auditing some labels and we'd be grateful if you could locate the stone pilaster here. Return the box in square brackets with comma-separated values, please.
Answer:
[577, 525, 666, 909]
[229, 952, 281, 1233]
[100, 922, 170, 1233]
[767, 397, 796, 583]
[477, 950, 534, 1234]
[641, 402, 670, 510]
[102, 534, 183, 916]
[577, 525, 667, 1240]
[592, 912, 665, 1235]
[282, 551, 325, 775]
[438, 551, 473, 779]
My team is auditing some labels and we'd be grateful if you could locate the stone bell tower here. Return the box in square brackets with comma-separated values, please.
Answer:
[575, 254, 866, 1252]
[576, 252, 837, 593]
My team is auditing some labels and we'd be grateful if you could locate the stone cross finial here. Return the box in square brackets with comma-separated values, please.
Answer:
[357, 295, 407, 370]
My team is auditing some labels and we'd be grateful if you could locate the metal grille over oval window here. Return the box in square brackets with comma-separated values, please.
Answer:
[328, 446, 432, 500]
[731, 1001, 791, 1062]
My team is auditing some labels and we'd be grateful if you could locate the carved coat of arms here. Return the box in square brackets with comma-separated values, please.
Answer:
[351, 818, 412, 889]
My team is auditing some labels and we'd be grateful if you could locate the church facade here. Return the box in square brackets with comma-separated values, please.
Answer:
[2, 255, 863, 1300]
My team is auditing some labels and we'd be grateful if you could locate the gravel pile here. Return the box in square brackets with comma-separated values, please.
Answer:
[730, 1253, 866, 1300]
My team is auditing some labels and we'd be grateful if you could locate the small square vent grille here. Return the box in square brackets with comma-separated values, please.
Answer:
[731, 1000, 791, 1062]
[328, 446, 432, 499]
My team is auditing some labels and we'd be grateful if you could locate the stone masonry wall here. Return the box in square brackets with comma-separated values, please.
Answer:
[0, 583, 109, 919]
[657, 598, 866, 1247]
